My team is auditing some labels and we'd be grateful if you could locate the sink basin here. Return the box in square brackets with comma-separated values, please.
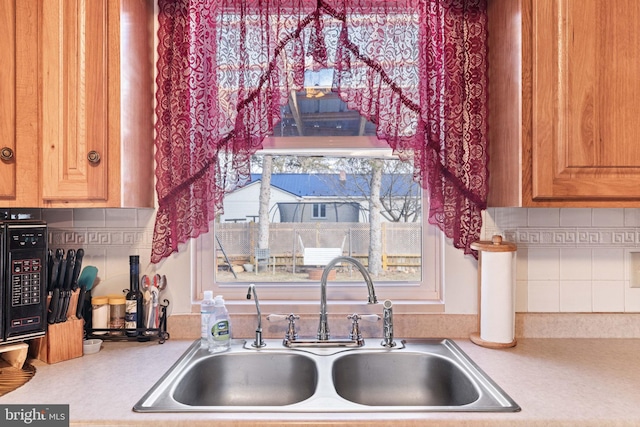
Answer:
[332, 352, 479, 406]
[133, 339, 520, 413]
[173, 352, 318, 406]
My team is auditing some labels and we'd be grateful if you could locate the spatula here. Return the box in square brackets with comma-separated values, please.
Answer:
[76, 266, 99, 319]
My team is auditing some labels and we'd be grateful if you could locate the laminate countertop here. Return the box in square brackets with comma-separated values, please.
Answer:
[1, 338, 639, 426]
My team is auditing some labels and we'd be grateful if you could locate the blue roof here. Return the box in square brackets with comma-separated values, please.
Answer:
[248, 173, 417, 197]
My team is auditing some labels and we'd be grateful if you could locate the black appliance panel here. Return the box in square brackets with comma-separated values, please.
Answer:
[1, 221, 47, 342]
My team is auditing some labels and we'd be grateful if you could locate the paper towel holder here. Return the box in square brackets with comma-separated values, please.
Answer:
[469, 235, 518, 349]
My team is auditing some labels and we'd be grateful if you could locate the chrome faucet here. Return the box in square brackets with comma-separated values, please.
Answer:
[246, 284, 265, 348]
[318, 256, 378, 341]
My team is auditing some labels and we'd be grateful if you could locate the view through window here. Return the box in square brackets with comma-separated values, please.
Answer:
[209, 73, 439, 303]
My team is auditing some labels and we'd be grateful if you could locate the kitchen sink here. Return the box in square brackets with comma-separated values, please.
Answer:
[133, 339, 520, 413]
[332, 352, 479, 406]
[173, 352, 318, 406]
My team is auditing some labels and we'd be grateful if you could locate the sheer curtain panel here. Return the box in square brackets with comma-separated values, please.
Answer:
[152, 0, 488, 264]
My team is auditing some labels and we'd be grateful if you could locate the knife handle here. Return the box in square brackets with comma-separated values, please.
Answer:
[46, 249, 53, 289]
[71, 248, 84, 290]
[48, 288, 60, 324]
[49, 259, 60, 292]
[76, 285, 87, 319]
[58, 290, 71, 322]
[63, 249, 75, 290]
[54, 290, 67, 323]
[57, 259, 67, 292]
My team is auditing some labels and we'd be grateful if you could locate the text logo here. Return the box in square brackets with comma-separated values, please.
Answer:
[1, 405, 69, 426]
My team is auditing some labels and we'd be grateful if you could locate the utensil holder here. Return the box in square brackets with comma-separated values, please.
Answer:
[84, 298, 170, 344]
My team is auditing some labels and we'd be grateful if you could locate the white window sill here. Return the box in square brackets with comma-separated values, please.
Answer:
[193, 299, 444, 315]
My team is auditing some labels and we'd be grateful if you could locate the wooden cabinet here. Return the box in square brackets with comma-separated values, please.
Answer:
[0, 0, 154, 208]
[488, 0, 640, 207]
[0, 0, 17, 201]
[0, 0, 39, 206]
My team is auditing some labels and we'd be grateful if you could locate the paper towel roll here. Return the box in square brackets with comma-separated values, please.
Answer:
[470, 235, 517, 349]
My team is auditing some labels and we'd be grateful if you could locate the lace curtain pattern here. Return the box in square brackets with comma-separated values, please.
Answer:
[153, 0, 488, 263]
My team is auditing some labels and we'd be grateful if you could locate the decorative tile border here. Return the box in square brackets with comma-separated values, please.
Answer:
[49, 227, 154, 249]
[52, 225, 640, 250]
[496, 228, 640, 248]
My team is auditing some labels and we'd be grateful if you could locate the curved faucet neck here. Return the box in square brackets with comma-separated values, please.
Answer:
[318, 256, 378, 341]
[247, 284, 262, 331]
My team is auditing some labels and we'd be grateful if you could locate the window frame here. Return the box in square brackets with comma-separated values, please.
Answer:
[312, 203, 327, 220]
[192, 136, 444, 314]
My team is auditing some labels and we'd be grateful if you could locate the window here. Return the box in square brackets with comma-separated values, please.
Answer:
[312, 204, 327, 220]
[193, 89, 443, 312]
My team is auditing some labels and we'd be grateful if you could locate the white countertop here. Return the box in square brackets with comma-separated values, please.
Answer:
[1, 338, 640, 426]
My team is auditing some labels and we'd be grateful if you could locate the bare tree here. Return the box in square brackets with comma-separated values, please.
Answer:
[329, 158, 421, 223]
[257, 155, 273, 250]
[321, 158, 421, 276]
[368, 159, 383, 276]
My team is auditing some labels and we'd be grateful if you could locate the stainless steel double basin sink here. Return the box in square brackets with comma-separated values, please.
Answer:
[133, 338, 520, 413]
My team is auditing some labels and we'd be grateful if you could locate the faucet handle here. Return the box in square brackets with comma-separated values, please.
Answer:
[267, 313, 299, 341]
[347, 314, 363, 342]
[267, 313, 300, 322]
[359, 314, 381, 322]
[266, 313, 288, 322]
[347, 313, 378, 342]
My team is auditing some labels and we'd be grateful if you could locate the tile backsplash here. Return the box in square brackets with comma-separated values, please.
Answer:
[484, 208, 640, 313]
[32, 207, 640, 315]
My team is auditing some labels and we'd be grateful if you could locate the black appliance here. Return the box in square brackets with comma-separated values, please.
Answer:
[0, 220, 48, 343]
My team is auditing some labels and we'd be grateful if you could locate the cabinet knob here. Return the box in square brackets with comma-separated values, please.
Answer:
[87, 150, 101, 164]
[0, 147, 14, 162]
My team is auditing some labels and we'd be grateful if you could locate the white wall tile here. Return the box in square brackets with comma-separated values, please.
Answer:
[494, 208, 528, 230]
[37, 205, 640, 316]
[592, 248, 625, 281]
[626, 250, 640, 284]
[624, 209, 640, 227]
[105, 209, 138, 228]
[624, 285, 640, 312]
[515, 248, 528, 281]
[42, 209, 74, 227]
[560, 248, 592, 281]
[528, 281, 560, 312]
[136, 208, 156, 228]
[73, 209, 106, 228]
[528, 248, 560, 280]
[443, 238, 479, 314]
[515, 280, 528, 312]
[592, 281, 625, 312]
[528, 208, 560, 227]
[481, 209, 497, 240]
[559, 281, 592, 312]
[560, 209, 592, 227]
[592, 208, 624, 227]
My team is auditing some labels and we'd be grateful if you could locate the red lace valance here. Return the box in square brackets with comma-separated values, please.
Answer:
[152, 0, 488, 264]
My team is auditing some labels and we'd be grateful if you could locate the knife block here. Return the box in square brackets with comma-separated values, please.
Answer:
[30, 319, 83, 364]
[29, 291, 84, 364]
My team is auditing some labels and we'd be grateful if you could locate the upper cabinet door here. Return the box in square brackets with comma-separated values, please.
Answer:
[40, 0, 111, 202]
[0, 0, 40, 207]
[0, 0, 17, 200]
[532, 0, 640, 200]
